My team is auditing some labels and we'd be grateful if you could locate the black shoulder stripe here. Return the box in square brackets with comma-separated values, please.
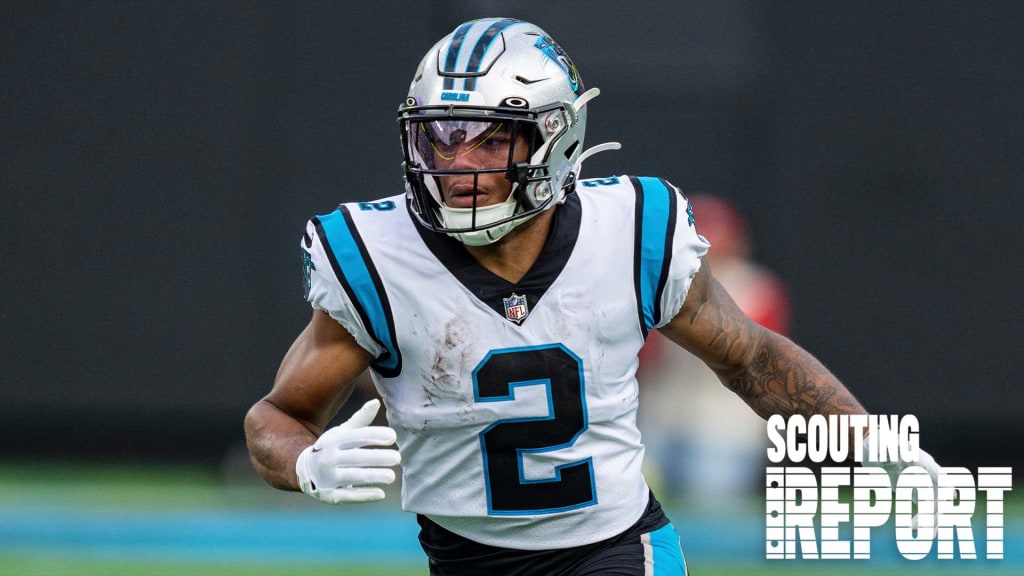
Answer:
[654, 177, 678, 327]
[630, 176, 647, 338]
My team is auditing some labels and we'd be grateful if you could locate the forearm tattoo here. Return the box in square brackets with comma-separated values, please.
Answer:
[726, 334, 865, 421]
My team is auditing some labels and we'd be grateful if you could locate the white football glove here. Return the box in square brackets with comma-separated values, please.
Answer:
[861, 431, 940, 484]
[295, 399, 401, 504]
[861, 431, 941, 529]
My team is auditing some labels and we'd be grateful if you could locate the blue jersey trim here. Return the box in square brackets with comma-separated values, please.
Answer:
[313, 208, 401, 377]
[631, 176, 678, 337]
[650, 523, 687, 574]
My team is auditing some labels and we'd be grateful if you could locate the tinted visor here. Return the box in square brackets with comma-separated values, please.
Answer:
[411, 119, 524, 170]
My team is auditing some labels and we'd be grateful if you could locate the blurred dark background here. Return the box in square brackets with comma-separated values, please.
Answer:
[2, 1, 1021, 473]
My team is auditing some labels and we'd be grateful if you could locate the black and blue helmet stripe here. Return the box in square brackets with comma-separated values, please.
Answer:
[440, 18, 524, 91]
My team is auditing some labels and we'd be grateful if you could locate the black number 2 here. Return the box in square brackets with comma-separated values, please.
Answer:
[473, 344, 597, 515]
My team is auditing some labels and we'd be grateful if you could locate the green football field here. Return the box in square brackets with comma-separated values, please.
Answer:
[1, 462, 1019, 576]
[3, 555, 1021, 576]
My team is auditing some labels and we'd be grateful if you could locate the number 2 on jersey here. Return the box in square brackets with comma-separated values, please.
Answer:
[473, 344, 597, 515]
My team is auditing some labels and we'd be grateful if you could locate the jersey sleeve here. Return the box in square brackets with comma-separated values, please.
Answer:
[629, 176, 710, 333]
[301, 218, 386, 359]
[655, 181, 710, 328]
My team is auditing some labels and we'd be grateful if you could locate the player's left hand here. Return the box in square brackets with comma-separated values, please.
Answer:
[295, 399, 401, 504]
[863, 435, 940, 485]
[861, 432, 941, 529]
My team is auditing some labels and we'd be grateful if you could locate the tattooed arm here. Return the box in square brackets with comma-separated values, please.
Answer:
[660, 261, 943, 488]
[659, 261, 866, 421]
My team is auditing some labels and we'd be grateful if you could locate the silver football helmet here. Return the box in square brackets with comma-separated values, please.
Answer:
[399, 18, 619, 245]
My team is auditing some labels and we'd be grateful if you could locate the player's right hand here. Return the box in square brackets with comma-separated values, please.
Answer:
[295, 399, 401, 504]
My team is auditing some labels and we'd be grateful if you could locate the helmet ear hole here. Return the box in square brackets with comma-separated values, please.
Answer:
[563, 140, 579, 159]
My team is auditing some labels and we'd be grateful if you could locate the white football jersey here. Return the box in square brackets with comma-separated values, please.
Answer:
[301, 175, 709, 549]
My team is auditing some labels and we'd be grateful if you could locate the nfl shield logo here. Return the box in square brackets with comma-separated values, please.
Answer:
[503, 293, 530, 323]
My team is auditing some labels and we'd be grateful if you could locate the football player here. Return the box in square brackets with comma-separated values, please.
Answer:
[245, 18, 936, 575]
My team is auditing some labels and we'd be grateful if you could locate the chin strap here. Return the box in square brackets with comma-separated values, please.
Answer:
[440, 193, 522, 246]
